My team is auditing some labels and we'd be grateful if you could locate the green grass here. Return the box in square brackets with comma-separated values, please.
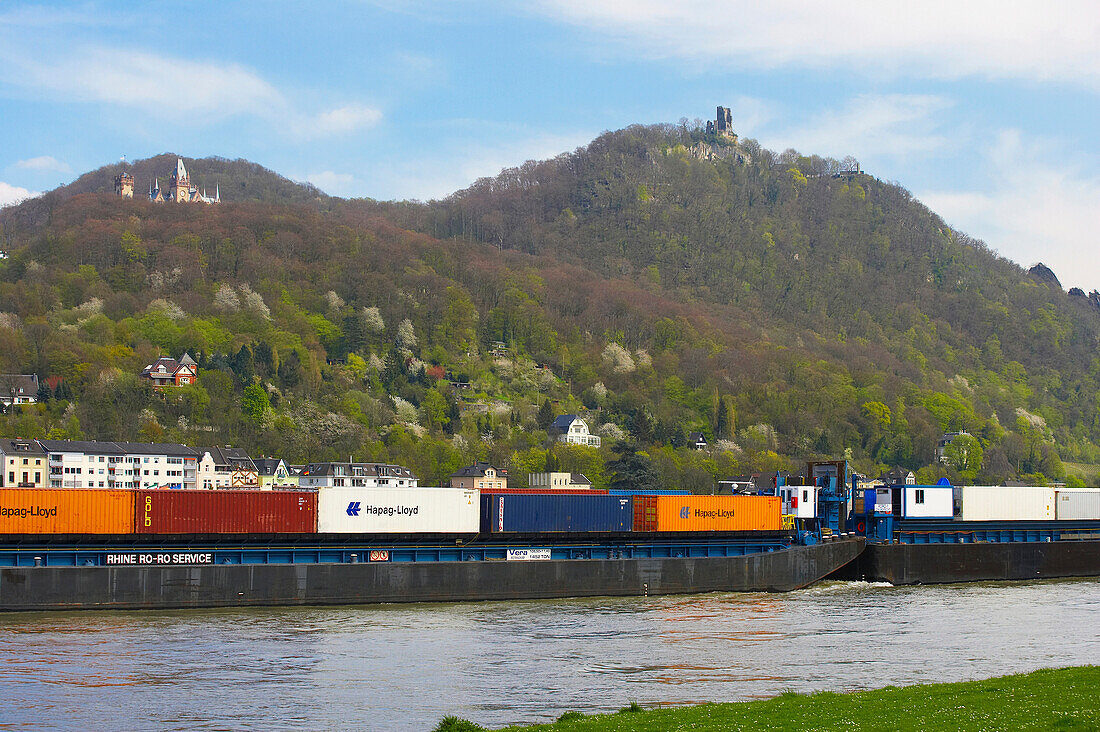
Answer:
[441, 666, 1100, 731]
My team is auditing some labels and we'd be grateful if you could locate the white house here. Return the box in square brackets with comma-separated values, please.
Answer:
[528, 472, 592, 490]
[298, 462, 418, 489]
[37, 439, 199, 490]
[549, 415, 601, 448]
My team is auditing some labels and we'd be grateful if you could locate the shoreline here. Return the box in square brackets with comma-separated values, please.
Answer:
[440, 666, 1100, 731]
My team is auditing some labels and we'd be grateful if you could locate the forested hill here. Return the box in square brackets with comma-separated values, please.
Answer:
[0, 124, 1098, 489]
[2, 154, 330, 232]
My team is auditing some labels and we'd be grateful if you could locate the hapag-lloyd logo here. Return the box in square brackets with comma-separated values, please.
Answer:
[680, 506, 735, 520]
[345, 501, 418, 518]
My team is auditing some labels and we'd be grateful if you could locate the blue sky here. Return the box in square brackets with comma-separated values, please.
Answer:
[1, 1, 1098, 289]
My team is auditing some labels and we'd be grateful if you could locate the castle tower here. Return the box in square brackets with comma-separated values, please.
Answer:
[169, 157, 191, 203]
[114, 172, 134, 199]
[716, 106, 733, 137]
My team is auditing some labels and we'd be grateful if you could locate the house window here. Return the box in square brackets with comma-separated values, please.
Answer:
[803, 490, 809, 503]
[7, 472, 13, 483]
[915, 489, 925, 505]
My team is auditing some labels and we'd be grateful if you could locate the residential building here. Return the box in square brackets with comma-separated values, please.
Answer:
[297, 462, 418, 489]
[197, 447, 258, 489]
[254, 458, 299, 489]
[528, 472, 592, 490]
[0, 438, 47, 488]
[450, 462, 507, 491]
[36, 439, 199, 490]
[549, 415, 601, 448]
[879, 467, 916, 485]
[140, 353, 198, 388]
[0, 374, 40, 406]
[687, 432, 709, 450]
[936, 431, 971, 463]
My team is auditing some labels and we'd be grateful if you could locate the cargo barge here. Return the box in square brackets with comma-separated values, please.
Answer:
[0, 537, 864, 611]
[834, 482, 1100, 584]
[0, 485, 868, 610]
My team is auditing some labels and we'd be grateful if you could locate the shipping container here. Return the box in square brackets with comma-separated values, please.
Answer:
[1055, 488, 1100, 520]
[0, 488, 134, 534]
[952, 485, 1055, 521]
[319, 487, 479, 533]
[607, 489, 691, 496]
[481, 493, 634, 533]
[480, 488, 608, 495]
[902, 485, 953, 518]
[633, 495, 782, 532]
[136, 490, 317, 534]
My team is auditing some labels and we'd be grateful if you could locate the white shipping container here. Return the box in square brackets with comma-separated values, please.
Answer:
[902, 485, 953, 518]
[318, 487, 479, 533]
[952, 485, 1054, 521]
[1055, 489, 1100, 520]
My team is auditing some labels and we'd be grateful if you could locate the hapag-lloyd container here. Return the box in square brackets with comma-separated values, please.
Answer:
[318, 487, 479, 533]
[0, 488, 134, 534]
[136, 490, 317, 533]
[481, 494, 634, 533]
[952, 485, 1055, 521]
[1054, 488, 1100, 520]
[480, 488, 608, 495]
[633, 495, 782, 532]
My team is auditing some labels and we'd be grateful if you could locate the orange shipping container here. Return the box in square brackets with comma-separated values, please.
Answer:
[0, 488, 135, 534]
[633, 495, 781, 532]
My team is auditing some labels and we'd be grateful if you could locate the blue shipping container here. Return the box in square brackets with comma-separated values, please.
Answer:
[481, 494, 634, 533]
[607, 489, 691, 496]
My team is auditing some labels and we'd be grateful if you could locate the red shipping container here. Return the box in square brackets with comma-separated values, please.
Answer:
[135, 490, 317, 534]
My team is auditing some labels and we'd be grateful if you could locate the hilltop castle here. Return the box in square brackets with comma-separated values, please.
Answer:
[114, 157, 220, 204]
[705, 106, 736, 139]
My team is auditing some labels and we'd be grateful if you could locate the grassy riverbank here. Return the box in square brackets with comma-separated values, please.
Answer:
[437, 666, 1100, 731]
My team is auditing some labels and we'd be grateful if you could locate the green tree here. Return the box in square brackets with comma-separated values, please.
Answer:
[537, 399, 555, 430]
[942, 434, 983, 474]
[241, 383, 270, 426]
[607, 444, 660, 491]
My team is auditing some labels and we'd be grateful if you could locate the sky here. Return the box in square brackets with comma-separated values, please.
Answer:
[1, 1, 1098, 289]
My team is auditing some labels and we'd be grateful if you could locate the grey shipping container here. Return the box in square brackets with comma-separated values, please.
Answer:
[1055, 489, 1100, 520]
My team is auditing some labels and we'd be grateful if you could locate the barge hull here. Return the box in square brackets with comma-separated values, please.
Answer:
[0, 538, 862, 611]
[838, 540, 1100, 585]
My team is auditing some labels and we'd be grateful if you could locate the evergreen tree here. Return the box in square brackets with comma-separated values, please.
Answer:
[607, 444, 660, 491]
[537, 399, 555, 430]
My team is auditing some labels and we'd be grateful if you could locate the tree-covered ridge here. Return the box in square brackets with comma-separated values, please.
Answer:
[0, 124, 1096, 489]
[1, 154, 331, 234]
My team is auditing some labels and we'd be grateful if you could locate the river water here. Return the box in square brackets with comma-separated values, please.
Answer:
[1, 579, 1098, 731]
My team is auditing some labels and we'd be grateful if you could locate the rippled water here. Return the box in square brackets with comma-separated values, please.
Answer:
[1, 579, 1098, 731]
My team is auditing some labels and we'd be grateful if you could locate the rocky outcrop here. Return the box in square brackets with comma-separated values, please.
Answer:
[1028, 262, 1061, 288]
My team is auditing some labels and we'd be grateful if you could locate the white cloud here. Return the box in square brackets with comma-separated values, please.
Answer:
[0, 181, 37, 207]
[12, 48, 283, 118]
[760, 94, 954, 161]
[303, 105, 383, 136]
[14, 155, 70, 173]
[306, 171, 357, 196]
[920, 130, 1100, 291]
[0, 45, 381, 137]
[535, 1, 1100, 87]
